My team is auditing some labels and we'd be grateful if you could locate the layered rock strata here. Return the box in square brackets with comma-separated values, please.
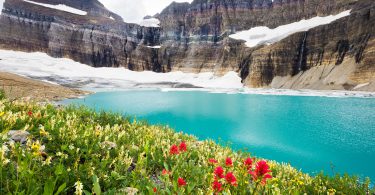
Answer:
[0, 0, 374, 91]
[0, 0, 161, 71]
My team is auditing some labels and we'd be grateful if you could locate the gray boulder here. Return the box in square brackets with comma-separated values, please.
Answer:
[8, 130, 30, 144]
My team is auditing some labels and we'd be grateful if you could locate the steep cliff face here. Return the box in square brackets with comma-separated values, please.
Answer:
[27, 0, 123, 20]
[0, 0, 374, 91]
[0, 0, 161, 71]
[157, 0, 357, 42]
[242, 0, 375, 90]
[156, 0, 375, 91]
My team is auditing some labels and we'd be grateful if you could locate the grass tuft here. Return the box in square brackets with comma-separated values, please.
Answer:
[0, 89, 5, 100]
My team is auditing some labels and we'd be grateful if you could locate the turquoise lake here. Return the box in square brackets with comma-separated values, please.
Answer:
[62, 90, 375, 180]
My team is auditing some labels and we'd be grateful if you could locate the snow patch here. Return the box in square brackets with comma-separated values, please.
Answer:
[242, 88, 375, 98]
[23, 0, 87, 15]
[0, 0, 4, 12]
[0, 50, 373, 98]
[146, 45, 162, 49]
[161, 87, 375, 98]
[0, 50, 243, 90]
[139, 18, 160, 27]
[229, 10, 351, 48]
[353, 82, 370, 90]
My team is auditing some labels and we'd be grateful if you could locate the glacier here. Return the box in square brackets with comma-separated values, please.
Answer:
[229, 10, 351, 48]
[0, 50, 243, 90]
[23, 0, 87, 15]
[0, 49, 374, 98]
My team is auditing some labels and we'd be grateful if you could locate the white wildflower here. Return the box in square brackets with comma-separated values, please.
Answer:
[69, 144, 75, 150]
[1, 145, 9, 153]
[56, 152, 68, 159]
[42, 156, 52, 166]
[74, 181, 83, 195]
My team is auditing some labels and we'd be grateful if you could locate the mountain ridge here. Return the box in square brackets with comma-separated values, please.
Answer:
[0, 0, 374, 91]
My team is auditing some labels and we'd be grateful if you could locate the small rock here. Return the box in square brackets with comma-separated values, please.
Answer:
[127, 161, 136, 173]
[8, 130, 30, 144]
[151, 174, 163, 186]
[102, 141, 117, 149]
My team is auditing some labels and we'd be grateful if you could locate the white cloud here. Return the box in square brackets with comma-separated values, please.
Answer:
[0, 0, 191, 23]
[99, 0, 193, 23]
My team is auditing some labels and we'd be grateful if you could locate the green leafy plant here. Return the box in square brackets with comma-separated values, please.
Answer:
[0, 89, 5, 100]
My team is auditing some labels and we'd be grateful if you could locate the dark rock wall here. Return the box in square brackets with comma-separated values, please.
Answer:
[0, 0, 162, 71]
[156, 0, 375, 89]
[0, 0, 374, 90]
[157, 0, 356, 42]
[243, 1, 375, 87]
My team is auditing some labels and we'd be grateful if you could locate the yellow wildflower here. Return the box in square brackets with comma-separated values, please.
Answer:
[89, 167, 96, 176]
[39, 125, 49, 137]
[0, 112, 4, 117]
[74, 159, 79, 169]
[95, 129, 101, 136]
[1, 145, 10, 165]
[42, 157, 52, 166]
[31, 141, 41, 152]
[327, 188, 336, 195]
[2, 158, 10, 165]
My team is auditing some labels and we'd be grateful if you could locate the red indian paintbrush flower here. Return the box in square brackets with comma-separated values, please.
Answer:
[225, 172, 238, 186]
[225, 157, 233, 167]
[162, 169, 170, 175]
[214, 166, 225, 179]
[177, 177, 186, 187]
[244, 157, 253, 169]
[249, 160, 272, 185]
[212, 181, 223, 192]
[153, 187, 157, 193]
[169, 144, 179, 155]
[179, 141, 187, 152]
[209, 158, 218, 164]
[27, 111, 33, 117]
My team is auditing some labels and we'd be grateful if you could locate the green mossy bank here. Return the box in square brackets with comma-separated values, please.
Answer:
[0, 93, 373, 194]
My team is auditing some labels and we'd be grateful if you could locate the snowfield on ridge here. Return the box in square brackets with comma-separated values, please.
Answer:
[229, 10, 351, 48]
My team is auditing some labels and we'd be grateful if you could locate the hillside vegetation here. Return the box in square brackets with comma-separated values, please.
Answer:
[0, 92, 373, 194]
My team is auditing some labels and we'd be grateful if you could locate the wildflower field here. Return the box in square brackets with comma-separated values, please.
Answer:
[0, 92, 373, 194]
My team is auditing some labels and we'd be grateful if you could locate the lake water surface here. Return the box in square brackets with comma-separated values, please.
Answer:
[62, 90, 375, 180]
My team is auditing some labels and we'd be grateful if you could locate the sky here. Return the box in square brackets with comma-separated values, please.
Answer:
[99, 0, 193, 23]
[0, 0, 192, 24]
